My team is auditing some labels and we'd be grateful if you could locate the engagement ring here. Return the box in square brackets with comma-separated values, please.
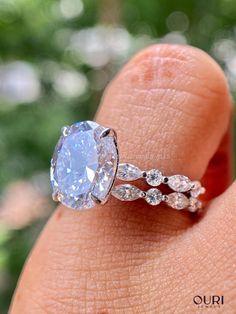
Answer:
[50, 121, 205, 212]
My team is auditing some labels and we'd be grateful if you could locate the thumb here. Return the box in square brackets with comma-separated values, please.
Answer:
[10, 44, 232, 313]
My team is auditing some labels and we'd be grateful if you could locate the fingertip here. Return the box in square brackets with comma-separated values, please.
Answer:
[98, 43, 232, 178]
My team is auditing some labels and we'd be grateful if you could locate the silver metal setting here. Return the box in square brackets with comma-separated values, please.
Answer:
[100, 127, 117, 139]
[90, 193, 108, 205]
[52, 191, 64, 202]
[51, 123, 205, 213]
[61, 125, 70, 137]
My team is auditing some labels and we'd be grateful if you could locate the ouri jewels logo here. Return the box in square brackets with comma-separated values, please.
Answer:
[193, 295, 224, 309]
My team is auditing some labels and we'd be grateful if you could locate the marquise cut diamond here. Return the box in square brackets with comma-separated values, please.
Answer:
[117, 163, 142, 181]
[167, 175, 192, 192]
[166, 192, 189, 210]
[111, 184, 142, 201]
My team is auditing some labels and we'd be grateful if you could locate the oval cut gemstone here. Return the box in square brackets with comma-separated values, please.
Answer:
[50, 121, 118, 210]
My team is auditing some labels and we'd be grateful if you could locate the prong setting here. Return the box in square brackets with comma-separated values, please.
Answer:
[91, 193, 102, 204]
[100, 128, 117, 139]
[52, 191, 64, 202]
[91, 193, 108, 205]
[140, 191, 146, 198]
[61, 125, 71, 137]
[163, 176, 169, 183]
[162, 195, 168, 202]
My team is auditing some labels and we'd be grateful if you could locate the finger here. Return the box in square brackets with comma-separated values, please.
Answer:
[10, 44, 232, 313]
[96, 44, 232, 194]
[184, 181, 236, 311]
[97, 46, 231, 178]
[201, 126, 233, 200]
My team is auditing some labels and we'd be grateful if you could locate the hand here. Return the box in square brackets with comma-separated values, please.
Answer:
[10, 44, 235, 314]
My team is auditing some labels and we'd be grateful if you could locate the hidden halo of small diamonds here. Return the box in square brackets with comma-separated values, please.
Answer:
[50, 121, 205, 212]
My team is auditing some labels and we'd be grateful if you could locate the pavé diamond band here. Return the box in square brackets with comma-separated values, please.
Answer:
[50, 121, 205, 212]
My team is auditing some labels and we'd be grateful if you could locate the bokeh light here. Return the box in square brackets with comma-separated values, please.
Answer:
[0, 62, 41, 104]
[59, 0, 84, 20]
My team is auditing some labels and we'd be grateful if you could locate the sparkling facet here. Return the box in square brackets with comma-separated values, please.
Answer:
[167, 175, 192, 192]
[166, 192, 189, 210]
[117, 163, 142, 181]
[146, 169, 162, 186]
[145, 188, 162, 206]
[51, 121, 118, 210]
[111, 184, 142, 201]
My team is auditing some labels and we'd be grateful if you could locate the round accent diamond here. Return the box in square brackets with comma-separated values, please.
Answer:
[50, 121, 118, 210]
[145, 188, 162, 206]
[146, 169, 162, 186]
[166, 192, 189, 210]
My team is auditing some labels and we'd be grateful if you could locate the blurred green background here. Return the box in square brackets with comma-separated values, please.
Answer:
[0, 0, 235, 312]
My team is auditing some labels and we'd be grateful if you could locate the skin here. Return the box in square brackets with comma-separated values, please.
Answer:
[10, 44, 236, 314]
